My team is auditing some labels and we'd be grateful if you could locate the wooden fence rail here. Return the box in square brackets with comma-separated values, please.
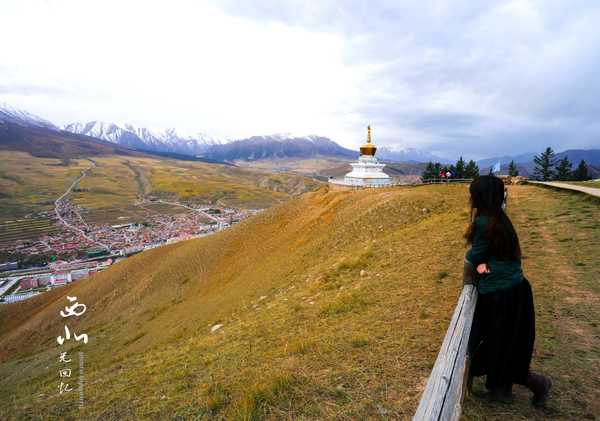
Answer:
[413, 284, 478, 421]
[421, 178, 474, 185]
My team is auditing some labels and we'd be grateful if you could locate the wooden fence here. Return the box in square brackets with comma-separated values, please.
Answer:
[421, 178, 474, 185]
[413, 284, 478, 421]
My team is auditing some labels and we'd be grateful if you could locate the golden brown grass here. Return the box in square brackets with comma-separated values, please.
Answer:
[0, 184, 598, 420]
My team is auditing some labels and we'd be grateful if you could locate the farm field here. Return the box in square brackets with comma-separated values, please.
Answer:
[81, 203, 213, 226]
[0, 184, 597, 419]
[0, 218, 58, 247]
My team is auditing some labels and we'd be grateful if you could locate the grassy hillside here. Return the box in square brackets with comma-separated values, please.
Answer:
[0, 184, 598, 420]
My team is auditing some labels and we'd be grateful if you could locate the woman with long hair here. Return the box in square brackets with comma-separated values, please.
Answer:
[465, 175, 552, 407]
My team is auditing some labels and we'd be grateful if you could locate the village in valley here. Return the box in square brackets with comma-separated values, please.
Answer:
[0, 196, 258, 304]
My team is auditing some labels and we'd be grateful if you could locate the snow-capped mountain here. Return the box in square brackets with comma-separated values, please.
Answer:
[63, 121, 224, 155]
[376, 146, 451, 163]
[202, 134, 357, 162]
[0, 102, 57, 129]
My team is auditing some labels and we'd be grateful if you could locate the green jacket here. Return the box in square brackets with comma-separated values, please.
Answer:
[465, 215, 524, 294]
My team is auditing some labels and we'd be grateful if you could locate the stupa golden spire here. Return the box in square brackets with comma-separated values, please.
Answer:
[359, 124, 377, 156]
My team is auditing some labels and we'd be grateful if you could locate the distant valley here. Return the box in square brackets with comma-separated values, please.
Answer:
[0, 108, 322, 268]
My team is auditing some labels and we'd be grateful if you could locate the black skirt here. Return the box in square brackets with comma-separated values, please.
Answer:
[467, 277, 535, 390]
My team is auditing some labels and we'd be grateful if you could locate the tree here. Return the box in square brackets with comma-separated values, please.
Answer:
[465, 160, 480, 179]
[533, 147, 557, 181]
[421, 162, 436, 180]
[572, 159, 591, 181]
[508, 160, 519, 177]
[554, 156, 572, 181]
[455, 156, 466, 178]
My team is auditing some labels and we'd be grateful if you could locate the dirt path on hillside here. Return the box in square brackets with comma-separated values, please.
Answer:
[530, 181, 600, 198]
[54, 159, 107, 248]
[124, 160, 152, 198]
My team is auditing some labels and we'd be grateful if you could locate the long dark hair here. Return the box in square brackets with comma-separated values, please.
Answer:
[465, 175, 521, 260]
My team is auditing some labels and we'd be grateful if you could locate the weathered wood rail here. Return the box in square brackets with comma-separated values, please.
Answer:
[413, 284, 478, 421]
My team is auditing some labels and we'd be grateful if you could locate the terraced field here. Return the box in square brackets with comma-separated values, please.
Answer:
[0, 218, 57, 247]
[82, 203, 208, 226]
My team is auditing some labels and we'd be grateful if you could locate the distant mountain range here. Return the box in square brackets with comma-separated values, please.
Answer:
[63, 121, 223, 156]
[0, 105, 225, 164]
[60, 118, 445, 163]
[201, 134, 357, 161]
[478, 150, 600, 177]
[1, 102, 599, 174]
[376, 146, 451, 164]
[0, 102, 56, 130]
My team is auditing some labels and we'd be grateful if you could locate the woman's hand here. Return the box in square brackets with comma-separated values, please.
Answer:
[477, 263, 491, 274]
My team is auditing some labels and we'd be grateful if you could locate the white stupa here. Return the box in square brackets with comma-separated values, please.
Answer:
[330, 125, 392, 188]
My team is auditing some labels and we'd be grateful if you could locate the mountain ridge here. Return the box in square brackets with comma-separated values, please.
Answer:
[64, 120, 224, 156]
[2, 103, 599, 169]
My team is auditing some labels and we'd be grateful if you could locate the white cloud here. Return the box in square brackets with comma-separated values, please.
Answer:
[0, 0, 367, 143]
[1, 0, 599, 158]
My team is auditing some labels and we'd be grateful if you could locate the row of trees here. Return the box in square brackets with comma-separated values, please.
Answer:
[532, 147, 592, 181]
[421, 157, 480, 180]
[422, 147, 593, 182]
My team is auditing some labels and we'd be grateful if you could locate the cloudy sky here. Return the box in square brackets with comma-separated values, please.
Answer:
[1, 0, 599, 159]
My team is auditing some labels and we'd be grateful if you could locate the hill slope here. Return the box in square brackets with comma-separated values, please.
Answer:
[0, 121, 142, 160]
[0, 184, 598, 419]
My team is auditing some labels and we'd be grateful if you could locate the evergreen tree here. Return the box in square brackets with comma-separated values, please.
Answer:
[422, 162, 447, 181]
[465, 160, 479, 179]
[421, 162, 436, 180]
[533, 147, 557, 181]
[554, 156, 572, 181]
[434, 162, 442, 178]
[508, 160, 519, 177]
[572, 159, 591, 181]
[455, 156, 466, 178]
